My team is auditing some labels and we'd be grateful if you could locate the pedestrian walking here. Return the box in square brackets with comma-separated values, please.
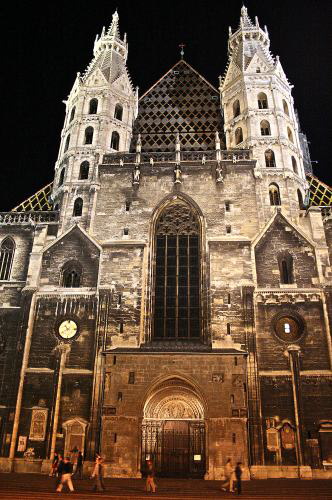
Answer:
[91, 456, 105, 492]
[145, 459, 157, 493]
[221, 458, 234, 492]
[56, 456, 74, 493]
[73, 450, 83, 479]
[49, 452, 59, 477]
[55, 454, 64, 488]
[234, 462, 243, 495]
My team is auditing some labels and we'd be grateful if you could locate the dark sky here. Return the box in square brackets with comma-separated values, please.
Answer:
[3, 0, 331, 211]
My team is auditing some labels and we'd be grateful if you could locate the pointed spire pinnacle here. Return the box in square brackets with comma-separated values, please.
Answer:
[240, 5, 255, 29]
[107, 9, 121, 37]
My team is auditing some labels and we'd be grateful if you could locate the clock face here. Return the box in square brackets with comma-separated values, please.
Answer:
[58, 319, 78, 340]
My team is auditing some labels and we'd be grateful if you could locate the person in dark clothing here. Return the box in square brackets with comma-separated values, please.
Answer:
[49, 452, 59, 477]
[56, 457, 74, 492]
[235, 462, 243, 495]
[55, 455, 64, 487]
[73, 450, 83, 479]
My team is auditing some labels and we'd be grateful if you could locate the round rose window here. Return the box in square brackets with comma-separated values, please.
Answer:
[274, 315, 304, 342]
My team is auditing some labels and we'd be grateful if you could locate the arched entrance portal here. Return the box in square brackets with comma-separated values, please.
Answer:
[141, 378, 206, 478]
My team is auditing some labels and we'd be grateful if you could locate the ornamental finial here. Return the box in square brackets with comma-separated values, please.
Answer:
[179, 43, 186, 59]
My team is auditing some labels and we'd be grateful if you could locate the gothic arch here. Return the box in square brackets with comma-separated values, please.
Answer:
[142, 376, 207, 420]
[145, 194, 208, 344]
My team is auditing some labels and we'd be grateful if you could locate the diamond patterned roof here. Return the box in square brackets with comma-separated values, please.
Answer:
[130, 60, 224, 152]
[306, 174, 332, 207]
[11, 183, 53, 212]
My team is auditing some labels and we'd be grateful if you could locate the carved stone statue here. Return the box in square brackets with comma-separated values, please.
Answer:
[216, 163, 223, 183]
[174, 164, 182, 184]
[232, 153, 238, 164]
[133, 165, 140, 184]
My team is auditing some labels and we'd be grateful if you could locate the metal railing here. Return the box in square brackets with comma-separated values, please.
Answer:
[102, 149, 251, 165]
[0, 211, 59, 225]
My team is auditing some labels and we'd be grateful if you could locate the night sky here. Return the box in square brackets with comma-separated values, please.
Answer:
[3, 0, 331, 211]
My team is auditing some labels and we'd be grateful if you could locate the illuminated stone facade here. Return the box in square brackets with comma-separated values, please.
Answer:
[0, 7, 331, 479]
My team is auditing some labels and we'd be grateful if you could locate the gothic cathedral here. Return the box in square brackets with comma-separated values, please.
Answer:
[0, 7, 331, 479]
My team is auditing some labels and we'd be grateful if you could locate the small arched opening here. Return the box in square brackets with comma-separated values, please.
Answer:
[265, 149, 276, 168]
[278, 253, 294, 284]
[61, 261, 82, 288]
[258, 92, 268, 109]
[235, 127, 243, 145]
[114, 104, 123, 121]
[89, 98, 98, 114]
[58, 167, 65, 186]
[111, 131, 120, 150]
[64, 134, 70, 153]
[233, 99, 240, 118]
[297, 189, 305, 210]
[79, 161, 89, 180]
[269, 183, 281, 206]
[283, 100, 289, 116]
[84, 127, 94, 145]
[69, 106, 76, 123]
[287, 127, 294, 143]
[73, 197, 83, 217]
[260, 120, 271, 136]
[291, 156, 298, 175]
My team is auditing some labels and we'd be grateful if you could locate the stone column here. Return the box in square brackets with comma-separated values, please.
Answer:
[49, 343, 71, 461]
[287, 345, 303, 466]
[9, 292, 37, 462]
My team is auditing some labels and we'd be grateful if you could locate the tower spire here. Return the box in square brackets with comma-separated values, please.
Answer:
[107, 9, 121, 37]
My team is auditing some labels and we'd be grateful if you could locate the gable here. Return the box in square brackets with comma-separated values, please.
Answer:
[222, 60, 242, 88]
[254, 215, 317, 288]
[130, 60, 224, 152]
[41, 226, 100, 288]
[245, 52, 272, 73]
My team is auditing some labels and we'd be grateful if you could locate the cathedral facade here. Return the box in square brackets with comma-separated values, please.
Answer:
[0, 7, 331, 479]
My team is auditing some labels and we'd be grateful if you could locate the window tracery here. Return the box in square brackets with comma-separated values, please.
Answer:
[0, 237, 15, 281]
[154, 201, 200, 340]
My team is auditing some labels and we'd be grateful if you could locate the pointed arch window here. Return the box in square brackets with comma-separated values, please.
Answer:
[69, 106, 76, 123]
[0, 237, 15, 281]
[265, 149, 276, 168]
[287, 127, 294, 143]
[269, 183, 281, 206]
[62, 261, 82, 288]
[260, 120, 271, 136]
[64, 134, 70, 153]
[58, 167, 65, 186]
[73, 198, 83, 217]
[114, 104, 123, 121]
[84, 127, 94, 145]
[89, 98, 98, 114]
[283, 100, 289, 116]
[154, 200, 201, 340]
[235, 127, 243, 145]
[291, 156, 298, 175]
[278, 254, 294, 284]
[111, 131, 120, 151]
[79, 161, 89, 180]
[233, 100, 240, 118]
[258, 92, 268, 109]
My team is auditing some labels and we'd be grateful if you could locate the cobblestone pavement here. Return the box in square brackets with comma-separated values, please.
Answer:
[0, 474, 331, 499]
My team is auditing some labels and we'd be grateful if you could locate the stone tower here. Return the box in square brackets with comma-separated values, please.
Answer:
[220, 6, 308, 222]
[52, 11, 137, 232]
